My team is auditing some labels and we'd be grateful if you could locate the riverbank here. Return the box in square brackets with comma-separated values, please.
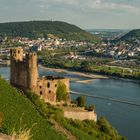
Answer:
[0, 60, 10, 66]
[39, 65, 108, 80]
[39, 65, 140, 84]
[112, 76, 140, 84]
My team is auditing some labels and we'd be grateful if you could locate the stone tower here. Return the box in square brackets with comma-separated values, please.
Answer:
[10, 47, 38, 91]
[25, 52, 38, 90]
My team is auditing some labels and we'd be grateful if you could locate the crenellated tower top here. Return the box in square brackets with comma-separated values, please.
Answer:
[10, 47, 38, 91]
[10, 47, 24, 62]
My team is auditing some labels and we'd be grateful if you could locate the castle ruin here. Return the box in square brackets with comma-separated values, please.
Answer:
[10, 47, 69, 103]
[10, 47, 97, 121]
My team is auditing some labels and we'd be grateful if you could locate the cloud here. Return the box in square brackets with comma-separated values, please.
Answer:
[35, 0, 139, 15]
[86, 0, 137, 12]
[0, 0, 140, 29]
[1, 0, 139, 14]
[88, 0, 132, 9]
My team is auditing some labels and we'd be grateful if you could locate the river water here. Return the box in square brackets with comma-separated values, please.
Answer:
[0, 66, 140, 140]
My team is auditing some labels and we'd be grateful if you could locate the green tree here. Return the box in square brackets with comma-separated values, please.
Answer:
[80, 61, 93, 71]
[56, 81, 67, 102]
[76, 96, 86, 107]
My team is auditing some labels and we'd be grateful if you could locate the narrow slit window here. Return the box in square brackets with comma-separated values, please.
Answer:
[47, 82, 50, 88]
[40, 91, 42, 95]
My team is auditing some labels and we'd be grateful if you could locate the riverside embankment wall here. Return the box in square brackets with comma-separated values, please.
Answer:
[64, 110, 97, 121]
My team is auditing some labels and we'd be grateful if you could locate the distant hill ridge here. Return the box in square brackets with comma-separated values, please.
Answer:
[120, 29, 140, 41]
[0, 21, 99, 42]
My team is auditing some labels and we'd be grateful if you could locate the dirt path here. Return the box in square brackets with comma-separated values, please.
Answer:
[51, 120, 79, 140]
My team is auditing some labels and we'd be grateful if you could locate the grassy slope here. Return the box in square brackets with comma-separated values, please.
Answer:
[0, 77, 125, 140]
[0, 78, 67, 140]
[0, 21, 100, 42]
[25, 91, 125, 140]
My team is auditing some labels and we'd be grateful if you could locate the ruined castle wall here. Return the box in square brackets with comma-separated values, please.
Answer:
[36, 78, 69, 103]
[10, 48, 38, 91]
[10, 48, 28, 90]
[37, 79, 57, 103]
[10, 47, 69, 103]
[10, 60, 28, 90]
[64, 110, 97, 121]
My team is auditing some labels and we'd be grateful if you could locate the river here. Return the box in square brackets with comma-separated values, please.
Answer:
[0, 66, 140, 140]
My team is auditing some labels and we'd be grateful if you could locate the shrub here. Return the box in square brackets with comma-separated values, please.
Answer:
[97, 117, 126, 139]
[76, 96, 86, 107]
[56, 81, 67, 102]
[25, 90, 64, 121]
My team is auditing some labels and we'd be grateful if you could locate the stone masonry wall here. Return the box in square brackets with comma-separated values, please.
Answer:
[36, 78, 69, 103]
[10, 48, 38, 91]
[64, 110, 97, 121]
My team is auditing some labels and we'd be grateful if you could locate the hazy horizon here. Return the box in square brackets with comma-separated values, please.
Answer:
[0, 0, 140, 29]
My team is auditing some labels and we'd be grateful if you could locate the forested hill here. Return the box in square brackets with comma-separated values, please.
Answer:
[0, 21, 100, 42]
[120, 29, 140, 41]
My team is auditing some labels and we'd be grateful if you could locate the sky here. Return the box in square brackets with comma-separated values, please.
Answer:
[0, 0, 140, 29]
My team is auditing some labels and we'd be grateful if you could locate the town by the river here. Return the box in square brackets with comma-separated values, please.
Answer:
[0, 66, 140, 140]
